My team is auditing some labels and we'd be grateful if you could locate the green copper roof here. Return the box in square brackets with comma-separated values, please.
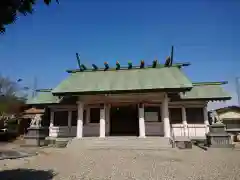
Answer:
[28, 82, 231, 104]
[26, 90, 62, 105]
[52, 67, 193, 94]
[180, 82, 231, 100]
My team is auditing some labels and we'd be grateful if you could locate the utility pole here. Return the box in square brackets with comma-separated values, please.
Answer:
[32, 76, 38, 98]
[236, 77, 240, 106]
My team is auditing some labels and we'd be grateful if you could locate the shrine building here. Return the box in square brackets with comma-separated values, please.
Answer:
[27, 55, 231, 140]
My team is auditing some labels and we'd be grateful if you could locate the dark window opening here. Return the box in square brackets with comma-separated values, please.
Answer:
[41, 108, 50, 127]
[186, 108, 204, 124]
[169, 108, 182, 124]
[54, 111, 68, 126]
[71, 111, 77, 126]
[90, 108, 100, 123]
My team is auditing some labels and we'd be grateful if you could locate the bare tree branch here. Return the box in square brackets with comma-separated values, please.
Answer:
[0, 75, 26, 116]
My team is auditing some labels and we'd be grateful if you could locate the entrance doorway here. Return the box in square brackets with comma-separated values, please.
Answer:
[110, 105, 139, 136]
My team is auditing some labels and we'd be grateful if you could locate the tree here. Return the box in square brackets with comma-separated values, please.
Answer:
[0, 75, 26, 117]
[0, 0, 59, 33]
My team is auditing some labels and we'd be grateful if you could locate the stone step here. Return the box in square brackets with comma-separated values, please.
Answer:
[67, 137, 172, 150]
[74, 143, 171, 147]
[70, 137, 169, 141]
[68, 138, 171, 144]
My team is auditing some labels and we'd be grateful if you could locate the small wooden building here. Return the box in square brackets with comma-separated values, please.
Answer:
[215, 106, 240, 129]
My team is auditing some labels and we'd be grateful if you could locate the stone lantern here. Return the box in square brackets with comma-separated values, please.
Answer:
[24, 108, 49, 146]
[206, 117, 234, 148]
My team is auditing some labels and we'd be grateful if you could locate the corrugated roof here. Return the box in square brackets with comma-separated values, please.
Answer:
[180, 83, 231, 100]
[52, 67, 193, 94]
[26, 91, 62, 105]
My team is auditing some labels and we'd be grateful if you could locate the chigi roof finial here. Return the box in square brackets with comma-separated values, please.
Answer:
[164, 46, 174, 67]
[76, 53, 81, 70]
[170, 45, 174, 66]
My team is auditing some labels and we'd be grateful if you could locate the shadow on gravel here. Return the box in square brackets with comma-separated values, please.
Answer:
[193, 142, 208, 151]
[0, 150, 37, 160]
[0, 133, 18, 142]
[0, 169, 56, 180]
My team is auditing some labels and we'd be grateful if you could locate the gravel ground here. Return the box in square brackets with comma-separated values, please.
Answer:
[0, 146, 240, 180]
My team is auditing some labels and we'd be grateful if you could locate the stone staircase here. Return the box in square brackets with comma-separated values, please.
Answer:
[67, 137, 172, 150]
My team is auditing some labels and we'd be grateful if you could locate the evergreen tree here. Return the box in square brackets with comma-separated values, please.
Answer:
[0, 0, 59, 33]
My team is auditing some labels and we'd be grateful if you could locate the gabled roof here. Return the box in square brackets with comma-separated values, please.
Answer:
[26, 89, 62, 105]
[24, 108, 45, 114]
[52, 67, 193, 95]
[215, 106, 240, 114]
[180, 82, 231, 101]
[27, 81, 231, 105]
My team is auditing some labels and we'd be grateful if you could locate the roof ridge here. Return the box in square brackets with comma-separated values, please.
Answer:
[66, 62, 191, 73]
[193, 81, 228, 86]
[36, 89, 52, 92]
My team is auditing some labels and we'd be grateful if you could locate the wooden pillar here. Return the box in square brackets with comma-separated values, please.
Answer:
[50, 111, 54, 127]
[203, 105, 209, 133]
[49, 110, 54, 137]
[68, 111, 72, 134]
[100, 105, 106, 138]
[163, 93, 170, 137]
[182, 106, 188, 136]
[138, 103, 146, 138]
[105, 104, 110, 136]
[86, 107, 90, 124]
[77, 101, 84, 138]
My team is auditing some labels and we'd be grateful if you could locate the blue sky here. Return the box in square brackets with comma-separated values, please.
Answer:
[0, 0, 239, 109]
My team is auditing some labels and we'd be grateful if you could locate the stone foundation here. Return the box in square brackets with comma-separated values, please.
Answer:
[207, 123, 234, 148]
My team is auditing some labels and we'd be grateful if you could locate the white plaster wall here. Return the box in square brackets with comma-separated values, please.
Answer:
[145, 122, 164, 136]
[49, 124, 100, 138]
[49, 126, 77, 137]
[83, 123, 99, 137]
[171, 124, 206, 138]
[171, 124, 185, 137]
[187, 124, 206, 137]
